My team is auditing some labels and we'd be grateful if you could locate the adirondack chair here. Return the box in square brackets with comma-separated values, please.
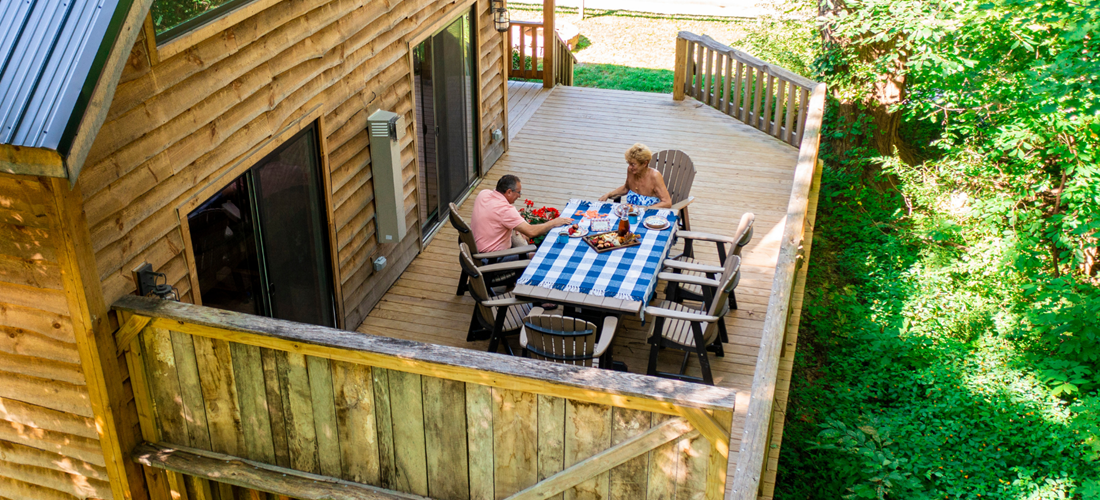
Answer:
[649, 150, 697, 232]
[459, 243, 534, 355]
[645, 255, 741, 385]
[519, 309, 619, 368]
[663, 212, 754, 350]
[448, 202, 536, 296]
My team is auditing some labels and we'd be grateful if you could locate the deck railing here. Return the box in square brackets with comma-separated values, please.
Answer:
[508, 20, 576, 86]
[673, 31, 819, 147]
[113, 295, 738, 500]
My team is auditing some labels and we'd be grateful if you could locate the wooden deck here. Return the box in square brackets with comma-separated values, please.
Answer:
[505, 80, 553, 141]
[357, 83, 809, 495]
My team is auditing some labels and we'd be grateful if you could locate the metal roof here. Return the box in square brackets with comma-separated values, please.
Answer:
[0, 0, 124, 152]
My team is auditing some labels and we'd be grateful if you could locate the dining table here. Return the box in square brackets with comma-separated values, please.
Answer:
[511, 199, 679, 320]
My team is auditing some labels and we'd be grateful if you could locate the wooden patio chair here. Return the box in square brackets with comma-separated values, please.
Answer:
[663, 212, 754, 351]
[519, 309, 619, 368]
[459, 243, 534, 355]
[645, 255, 741, 385]
[649, 150, 696, 232]
[448, 202, 536, 296]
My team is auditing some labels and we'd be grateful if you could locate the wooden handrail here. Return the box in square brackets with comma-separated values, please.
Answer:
[727, 83, 827, 500]
[673, 31, 818, 147]
[508, 20, 575, 86]
[113, 295, 735, 414]
[553, 30, 576, 86]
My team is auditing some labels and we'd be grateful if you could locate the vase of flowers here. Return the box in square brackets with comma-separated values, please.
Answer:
[519, 199, 560, 245]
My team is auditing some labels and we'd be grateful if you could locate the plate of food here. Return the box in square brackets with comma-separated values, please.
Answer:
[566, 224, 589, 238]
[613, 204, 642, 217]
[584, 231, 641, 252]
[643, 216, 670, 230]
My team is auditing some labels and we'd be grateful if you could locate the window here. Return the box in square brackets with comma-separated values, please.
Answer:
[151, 0, 255, 43]
[187, 125, 337, 327]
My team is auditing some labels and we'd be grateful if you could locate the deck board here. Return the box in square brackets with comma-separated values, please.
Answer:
[357, 83, 812, 498]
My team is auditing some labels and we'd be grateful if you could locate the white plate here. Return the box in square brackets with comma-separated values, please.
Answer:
[613, 204, 642, 217]
[643, 216, 669, 230]
[567, 227, 589, 238]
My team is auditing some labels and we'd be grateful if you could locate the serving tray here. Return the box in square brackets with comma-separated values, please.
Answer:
[583, 231, 641, 253]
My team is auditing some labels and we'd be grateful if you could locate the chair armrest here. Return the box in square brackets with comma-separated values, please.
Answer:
[484, 296, 533, 307]
[593, 315, 619, 357]
[676, 231, 734, 244]
[479, 260, 530, 274]
[473, 245, 537, 260]
[656, 272, 720, 289]
[663, 259, 723, 273]
[644, 306, 719, 323]
[670, 196, 695, 212]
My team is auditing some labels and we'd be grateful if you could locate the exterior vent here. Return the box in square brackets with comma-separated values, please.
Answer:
[367, 109, 406, 244]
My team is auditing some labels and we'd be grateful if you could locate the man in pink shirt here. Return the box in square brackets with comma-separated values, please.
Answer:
[471, 175, 571, 253]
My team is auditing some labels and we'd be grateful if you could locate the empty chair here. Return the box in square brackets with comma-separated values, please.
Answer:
[646, 255, 741, 385]
[649, 150, 696, 231]
[666, 212, 755, 310]
[448, 202, 536, 295]
[459, 243, 533, 355]
[520, 309, 619, 368]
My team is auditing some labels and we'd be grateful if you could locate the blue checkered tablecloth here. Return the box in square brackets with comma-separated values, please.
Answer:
[517, 199, 678, 305]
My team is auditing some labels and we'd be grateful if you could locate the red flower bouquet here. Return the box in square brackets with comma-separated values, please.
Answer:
[519, 200, 560, 244]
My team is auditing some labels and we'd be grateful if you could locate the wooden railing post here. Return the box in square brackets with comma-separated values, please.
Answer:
[542, 0, 555, 88]
[673, 36, 688, 101]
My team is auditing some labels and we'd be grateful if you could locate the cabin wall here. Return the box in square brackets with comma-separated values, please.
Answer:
[79, 0, 509, 329]
[0, 173, 117, 500]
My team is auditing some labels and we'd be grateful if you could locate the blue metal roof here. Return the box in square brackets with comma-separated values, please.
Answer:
[0, 0, 123, 152]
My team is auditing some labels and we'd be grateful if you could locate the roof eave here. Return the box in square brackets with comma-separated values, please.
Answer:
[0, 144, 66, 178]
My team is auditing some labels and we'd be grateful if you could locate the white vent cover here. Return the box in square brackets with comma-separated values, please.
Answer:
[367, 109, 406, 244]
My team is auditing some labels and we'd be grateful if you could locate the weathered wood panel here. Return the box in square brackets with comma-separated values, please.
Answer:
[0, 173, 113, 500]
[81, 0, 509, 332]
[116, 301, 736, 500]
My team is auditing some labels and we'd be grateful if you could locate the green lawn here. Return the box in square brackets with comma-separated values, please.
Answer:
[570, 63, 674, 94]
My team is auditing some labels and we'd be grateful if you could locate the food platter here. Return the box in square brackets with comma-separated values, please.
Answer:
[643, 216, 670, 230]
[583, 231, 641, 253]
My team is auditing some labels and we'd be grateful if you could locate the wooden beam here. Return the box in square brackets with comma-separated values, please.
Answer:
[0, 145, 65, 178]
[675, 407, 729, 458]
[133, 442, 429, 500]
[64, 0, 155, 186]
[672, 36, 687, 101]
[504, 418, 696, 500]
[112, 296, 737, 416]
[542, 0, 555, 88]
[114, 315, 152, 355]
[728, 82, 827, 500]
[51, 178, 145, 500]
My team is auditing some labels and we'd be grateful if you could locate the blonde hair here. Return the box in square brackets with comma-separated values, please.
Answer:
[625, 143, 652, 167]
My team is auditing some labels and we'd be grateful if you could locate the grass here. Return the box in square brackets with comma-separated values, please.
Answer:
[572, 63, 674, 94]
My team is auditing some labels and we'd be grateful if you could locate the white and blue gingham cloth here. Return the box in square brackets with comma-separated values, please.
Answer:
[517, 199, 677, 305]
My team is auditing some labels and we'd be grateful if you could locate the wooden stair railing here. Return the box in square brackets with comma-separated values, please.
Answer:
[673, 31, 819, 147]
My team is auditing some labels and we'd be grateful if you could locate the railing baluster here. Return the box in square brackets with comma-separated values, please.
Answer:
[733, 61, 744, 118]
[722, 54, 733, 114]
[712, 51, 724, 108]
[784, 86, 797, 144]
[797, 87, 809, 145]
[772, 80, 786, 137]
[694, 43, 704, 98]
[751, 67, 764, 130]
[704, 48, 714, 106]
[763, 73, 775, 132]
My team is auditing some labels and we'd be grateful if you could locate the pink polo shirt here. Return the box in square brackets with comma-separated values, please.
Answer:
[470, 189, 525, 252]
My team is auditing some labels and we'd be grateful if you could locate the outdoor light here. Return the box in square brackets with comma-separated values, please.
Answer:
[492, 0, 510, 33]
[134, 263, 180, 301]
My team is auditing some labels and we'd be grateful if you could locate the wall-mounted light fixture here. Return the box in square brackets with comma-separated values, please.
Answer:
[133, 263, 180, 301]
[492, 0, 510, 33]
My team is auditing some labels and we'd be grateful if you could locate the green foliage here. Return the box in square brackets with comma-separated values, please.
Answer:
[771, 0, 1100, 497]
[151, 0, 235, 35]
[571, 64, 674, 94]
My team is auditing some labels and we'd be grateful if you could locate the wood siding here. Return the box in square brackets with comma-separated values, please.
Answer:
[0, 173, 113, 500]
[79, 0, 509, 329]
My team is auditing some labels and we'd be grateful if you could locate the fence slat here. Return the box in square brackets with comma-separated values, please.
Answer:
[704, 48, 714, 106]
[694, 43, 704, 99]
[784, 85, 797, 143]
[752, 68, 764, 130]
[797, 87, 809, 145]
[763, 74, 775, 132]
[733, 61, 744, 119]
[772, 80, 786, 137]
[722, 55, 733, 114]
[711, 51, 724, 108]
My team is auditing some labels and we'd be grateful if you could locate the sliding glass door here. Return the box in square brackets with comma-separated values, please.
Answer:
[188, 125, 337, 327]
[414, 10, 478, 232]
